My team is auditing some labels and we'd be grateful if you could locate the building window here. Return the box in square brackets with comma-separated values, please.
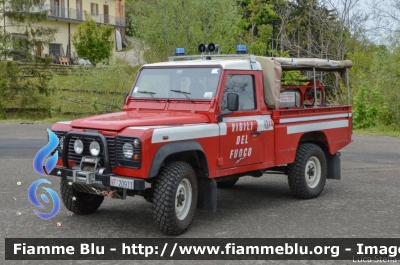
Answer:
[221, 75, 256, 111]
[49, 0, 66, 17]
[103, 5, 109, 24]
[50, 0, 59, 16]
[76, 0, 83, 20]
[91, 3, 99, 15]
[49, 43, 63, 57]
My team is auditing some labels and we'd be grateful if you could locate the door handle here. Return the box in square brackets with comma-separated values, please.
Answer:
[252, 131, 261, 135]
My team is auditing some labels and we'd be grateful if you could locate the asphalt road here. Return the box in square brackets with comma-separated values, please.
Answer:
[1, 123, 400, 265]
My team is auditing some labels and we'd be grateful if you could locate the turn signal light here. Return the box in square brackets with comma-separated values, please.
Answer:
[133, 154, 140, 161]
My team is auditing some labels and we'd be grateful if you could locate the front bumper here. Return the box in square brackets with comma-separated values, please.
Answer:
[49, 167, 145, 191]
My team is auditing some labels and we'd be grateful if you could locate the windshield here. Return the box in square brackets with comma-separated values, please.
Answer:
[131, 67, 221, 100]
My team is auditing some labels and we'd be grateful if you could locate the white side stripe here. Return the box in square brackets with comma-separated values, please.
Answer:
[223, 115, 274, 131]
[57, 121, 72, 125]
[280, 113, 350, 123]
[151, 115, 274, 143]
[127, 125, 171, 130]
[256, 119, 274, 131]
[127, 123, 209, 130]
[219, 123, 227, 135]
[223, 115, 271, 122]
[287, 120, 349, 134]
[152, 124, 220, 143]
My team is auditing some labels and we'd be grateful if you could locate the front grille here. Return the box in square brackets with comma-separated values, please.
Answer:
[106, 136, 116, 167]
[52, 131, 136, 169]
[53, 131, 67, 155]
[67, 135, 116, 167]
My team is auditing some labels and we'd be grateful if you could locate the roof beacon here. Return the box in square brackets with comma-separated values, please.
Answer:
[175, 48, 185, 56]
[236, 45, 247, 54]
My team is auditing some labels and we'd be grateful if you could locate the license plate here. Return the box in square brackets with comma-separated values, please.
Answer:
[110, 176, 135, 189]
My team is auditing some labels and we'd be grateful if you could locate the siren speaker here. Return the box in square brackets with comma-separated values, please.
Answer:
[198, 44, 206, 53]
[207, 43, 215, 52]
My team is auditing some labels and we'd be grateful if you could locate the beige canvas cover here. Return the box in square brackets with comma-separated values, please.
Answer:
[256, 57, 353, 109]
[255, 56, 282, 109]
[266, 57, 353, 71]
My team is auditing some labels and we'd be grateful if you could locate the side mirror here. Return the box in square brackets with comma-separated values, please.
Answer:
[123, 91, 129, 105]
[227, 93, 239, 111]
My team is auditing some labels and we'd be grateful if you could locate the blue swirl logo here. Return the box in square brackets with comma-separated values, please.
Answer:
[33, 129, 59, 176]
[30, 129, 61, 219]
[28, 179, 60, 219]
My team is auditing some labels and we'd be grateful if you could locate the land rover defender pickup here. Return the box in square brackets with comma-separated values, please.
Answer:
[48, 50, 353, 235]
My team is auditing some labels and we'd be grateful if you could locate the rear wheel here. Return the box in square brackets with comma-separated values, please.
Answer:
[287, 143, 327, 199]
[60, 177, 104, 214]
[153, 162, 198, 235]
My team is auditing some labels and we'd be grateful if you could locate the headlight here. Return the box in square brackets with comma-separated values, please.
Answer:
[89, 141, 100, 156]
[122, 143, 134, 159]
[74, 139, 83, 154]
[59, 136, 64, 150]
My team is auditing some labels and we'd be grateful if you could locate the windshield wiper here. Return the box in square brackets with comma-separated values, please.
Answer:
[137, 90, 156, 100]
[170, 90, 191, 101]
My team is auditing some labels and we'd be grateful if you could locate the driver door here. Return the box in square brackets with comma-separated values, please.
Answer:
[218, 72, 265, 169]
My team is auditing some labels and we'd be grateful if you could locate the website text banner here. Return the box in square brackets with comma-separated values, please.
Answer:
[5, 238, 400, 261]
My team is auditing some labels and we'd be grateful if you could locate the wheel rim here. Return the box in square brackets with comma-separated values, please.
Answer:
[175, 178, 192, 221]
[305, 156, 321, 189]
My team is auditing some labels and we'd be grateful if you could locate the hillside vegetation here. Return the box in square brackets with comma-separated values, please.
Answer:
[1, 0, 399, 133]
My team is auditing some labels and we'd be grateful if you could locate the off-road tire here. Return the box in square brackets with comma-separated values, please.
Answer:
[287, 143, 327, 199]
[60, 177, 104, 214]
[153, 162, 198, 235]
[217, 177, 239, 188]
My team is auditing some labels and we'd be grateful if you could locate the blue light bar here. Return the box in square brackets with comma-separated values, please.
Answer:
[175, 48, 185, 56]
[236, 45, 247, 54]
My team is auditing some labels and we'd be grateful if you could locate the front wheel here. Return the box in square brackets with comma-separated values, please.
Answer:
[153, 162, 198, 235]
[60, 177, 104, 214]
[287, 143, 327, 199]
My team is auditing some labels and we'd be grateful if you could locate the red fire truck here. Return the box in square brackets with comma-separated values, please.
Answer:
[49, 46, 353, 235]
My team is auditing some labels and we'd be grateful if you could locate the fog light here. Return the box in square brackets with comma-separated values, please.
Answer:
[90, 141, 100, 156]
[74, 139, 83, 154]
[133, 139, 140, 147]
[123, 143, 133, 159]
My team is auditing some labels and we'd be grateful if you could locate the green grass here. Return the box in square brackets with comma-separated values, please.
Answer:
[0, 61, 138, 121]
[354, 127, 400, 138]
[48, 64, 138, 117]
[0, 117, 72, 124]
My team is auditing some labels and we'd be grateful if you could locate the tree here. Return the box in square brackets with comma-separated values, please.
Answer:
[236, 0, 277, 55]
[0, 0, 58, 117]
[72, 12, 114, 67]
[126, 0, 239, 62]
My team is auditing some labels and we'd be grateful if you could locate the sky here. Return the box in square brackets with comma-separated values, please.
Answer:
[343, 0, 395, 42]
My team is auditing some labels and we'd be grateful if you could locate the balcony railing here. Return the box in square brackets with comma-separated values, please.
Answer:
[30, 5, 126, 27]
